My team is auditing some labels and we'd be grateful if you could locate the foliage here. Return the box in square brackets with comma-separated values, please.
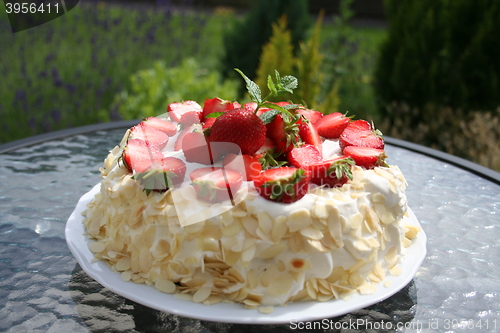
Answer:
[254, 16, 295, 95]
[319, 0, 381, 119]
[220, 0, 311, 84]
[0, 3, 227, 143]
[254, 11, 340, 114]
[113, 58, 240, 120]
[376, 0, 500, 114]
[379, 103, 500, 171]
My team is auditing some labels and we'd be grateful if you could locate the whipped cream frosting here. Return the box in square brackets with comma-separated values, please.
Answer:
[82, 125, 418, 310]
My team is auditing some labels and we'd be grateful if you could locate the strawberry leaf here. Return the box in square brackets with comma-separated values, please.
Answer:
[204, 112, 225, 119]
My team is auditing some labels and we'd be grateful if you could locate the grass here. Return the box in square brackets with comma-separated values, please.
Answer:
[0, 2, 230, 144]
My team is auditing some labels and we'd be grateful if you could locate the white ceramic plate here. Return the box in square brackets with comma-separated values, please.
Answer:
[66, 184, 427, 324]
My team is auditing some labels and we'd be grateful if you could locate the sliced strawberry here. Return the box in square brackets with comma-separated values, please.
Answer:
[306, 156, 354, 188]
[190, 167, 243, 203]
[202, 117, 216, 130]
[207, 108, 267, 155]
[181, 131, 220, 164]
[253, 167, 310, 203]
[297, 108, 323, 124]
[179, 111, 202, 126]
[167, 100, 202, 123]
[266, 114, 299, 154]
[255, 138, 277, 156]
[343, 146, 387, 169]
[298, 119, 322, 154]
[174, 124, 200, 151]
[244, 102, 258, 113]
[339, 119, 384, 150]
[223, 153, 262, 181]
[129, 122, 169, 149]
[122, 138, 165, 173]
[202, 97, 240, 121]
[133, 157, 187, 195]
[314, 112, 351, 139]
[287, 144, 322, 168]
[143, 117, 178, 137]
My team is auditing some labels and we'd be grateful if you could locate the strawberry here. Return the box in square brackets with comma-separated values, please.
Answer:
[298, 118, 322, 153]
[133, 157, 187, 195]
[190, 167, 243, 203]
[174, 124, 200, 151]
[287, 144, 322, 168]
[343, 146, 387, 169]
[202, 117, 216, 130]
[306, 156, 354, 188]
[167, 101, 202, 123]
[314, 112, 351, 139]
[266, 114, 300, 154]
[129, 122, 169, 149]
[122, 138, 165, 173]
[297, 108, 323, 124]
[181, 131, 220, 164]
[179, 111, 202, 126]
[143, 117, 178, 137]
[339, 119, 384, 150]
[202, 97, 240, 121]
[223, 153, 262, 181]
[207, 108, 267, 155]
[253, 167, 310, 203]
[244, 102, 258, 113]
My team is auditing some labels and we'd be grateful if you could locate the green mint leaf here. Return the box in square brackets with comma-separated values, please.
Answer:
[267, 75, 277, 96]
[204, 112, 225, 119]
[235, 68, 262, 103]
[276, 75, 298, 94]
[259, 109, 280, 124]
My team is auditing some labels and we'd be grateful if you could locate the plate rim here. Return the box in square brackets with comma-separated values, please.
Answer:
[65, 184, 427, 324]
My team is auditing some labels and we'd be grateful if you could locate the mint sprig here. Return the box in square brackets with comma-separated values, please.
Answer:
[234, 69, 298, 116]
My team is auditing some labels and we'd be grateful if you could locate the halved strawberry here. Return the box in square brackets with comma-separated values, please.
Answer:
[190, 167, 243, 203]
[207, 108, 267, 156]
[167, 101, 203, 123]
[314, 112, 351, 139]
[287, 144, 322, 168]
[143, 117, 178, 137]
[297, 108, 323, 124]
[339, 120, 384, 150]
[122, 138, 165, 173]
[181, 131, 220, 165]
[266, 114, 300, 154]
[133, 157, 187, 195]
[223, 153, 262, 181]
[202, 117, 216, 130]
[202, 97, 240, 121]
[298, 118, 322, 153]
[174, 124, 199, 151]
[253, 167, 310, 203]
[306, 156, 354, 188]
[343, 146, 387, 169]
[179, 111, 202, 126]
[129, 122, 169, 149]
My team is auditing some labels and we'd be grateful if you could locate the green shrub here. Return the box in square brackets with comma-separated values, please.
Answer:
[110, 58, 240, 120]
[376, 0, 500, 115]
[220, 0, 311, 85]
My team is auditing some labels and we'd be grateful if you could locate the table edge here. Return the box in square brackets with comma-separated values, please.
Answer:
[1, 121, 498, 185]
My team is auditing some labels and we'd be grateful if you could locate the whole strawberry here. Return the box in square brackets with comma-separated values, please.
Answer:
[207, 108, 267, 155]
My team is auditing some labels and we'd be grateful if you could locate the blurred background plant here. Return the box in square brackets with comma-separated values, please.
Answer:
[1, 0, 498, 171]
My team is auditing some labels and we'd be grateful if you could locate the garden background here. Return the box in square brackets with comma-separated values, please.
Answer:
[1, 0, 499, 171]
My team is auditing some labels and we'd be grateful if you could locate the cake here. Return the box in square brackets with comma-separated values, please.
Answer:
[82, 71, 420, 312]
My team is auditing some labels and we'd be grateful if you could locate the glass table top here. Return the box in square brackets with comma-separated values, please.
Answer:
[0, 126, 499, 332]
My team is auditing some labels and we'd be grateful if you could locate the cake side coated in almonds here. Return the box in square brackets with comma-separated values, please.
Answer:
[82, 70, 420, 311]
